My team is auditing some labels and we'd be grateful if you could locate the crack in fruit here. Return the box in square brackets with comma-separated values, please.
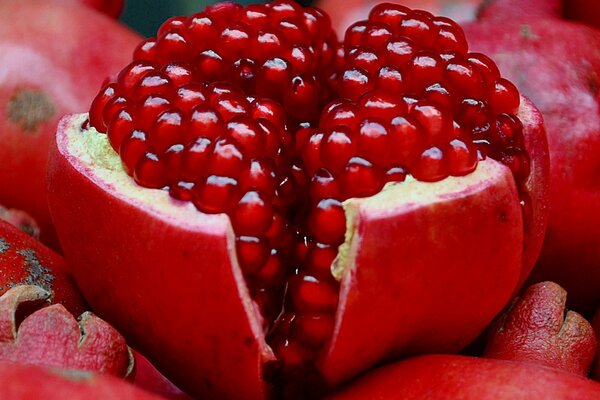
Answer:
[86, 0, 532, 390]
[7, 88, 57, 133]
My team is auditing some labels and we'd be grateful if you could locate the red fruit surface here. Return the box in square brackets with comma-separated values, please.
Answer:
[0, 204, 40, 239]
[0, 220, 84, 315]
[132, 351, 193, 400]
[48, 2, 549, 399]
[0, 285, 133, 377]
[593, 309, 600, 381]
[484, 281, 597, 376]
[463, 0, 600, 312]
[317, 0, 483, 35]
[0, 0, 140, 248]
[565, 0, 600, 29]
[326, 354, 600, 399]
[56, 0, 125, 18]
[0, 361, 165, 400]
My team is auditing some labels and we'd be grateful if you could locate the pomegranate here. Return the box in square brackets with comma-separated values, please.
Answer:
[0, 285, 133, 377]
[462, 0, 600, 311]
[483, 281, 597, 376]
[326, 354, 600, 399]
[0, 220, 84, 315]
[47, 2, 549, 398]
[316, 0, 483, 35]
[0, 204, 40, 239]
[0, 361, 165, 400]
[0, 0, 140, 248]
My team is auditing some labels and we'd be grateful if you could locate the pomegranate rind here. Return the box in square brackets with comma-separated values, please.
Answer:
[48, 114, 273, 400]
[321, 158, 522, 385]
[483, 281, 597, 376]
[0, 285, 133, 377]
[0, 361, 165, 400]
[0, 219, 85, 315]
[326, 354, 600, 399]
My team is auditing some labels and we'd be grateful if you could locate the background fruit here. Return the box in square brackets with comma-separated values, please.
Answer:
[0, 220, 84, 315]
[0, 0, 140, 248]
[326, 354, 600, 399]
[66, 0, 125, 18]
[483, 281, 597, 376]
[462, 0, 600, 312]
[0, 285, 132, 377]
[0, 361, 166, 400]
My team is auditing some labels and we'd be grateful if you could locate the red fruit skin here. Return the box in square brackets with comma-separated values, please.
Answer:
[72, 0, 125, 18]
[0, 220, 84, 316]
[0, 204, 40, 239]
[483, 281, 597, 376]
[0, 361, 165, 400]
[0, 285, 132, 377]
[566, 0, 600, 29]
[48, 92, 546, 398]
[132, 351, 193, 400]
[592, 310, 600, 381]
[463, 0, 600, 312]
[326, 354, 600, 400]
[0, 0, 140, 248]
[316, 0, 483, 35]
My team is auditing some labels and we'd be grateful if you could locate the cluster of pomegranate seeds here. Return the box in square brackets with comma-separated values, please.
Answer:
[88, 0, 531, 383]
[127, 0, 337, 124]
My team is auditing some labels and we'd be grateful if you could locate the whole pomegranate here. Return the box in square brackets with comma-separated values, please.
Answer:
[0, 0, 140, 248]
[47, 2, 549, 398]
[462, 0, 600, 312]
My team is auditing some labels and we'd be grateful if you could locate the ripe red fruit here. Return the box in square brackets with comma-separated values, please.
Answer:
[326, 354, 600, 399]
[484, 282, 597, 376]
[462, 0, 600, 312]
[0, 220, 84, 315]
[0, 0, 140, 248]
[0, 285, 133, 377]
[47, 2, 549, 398]
[0, 361, 165, 400]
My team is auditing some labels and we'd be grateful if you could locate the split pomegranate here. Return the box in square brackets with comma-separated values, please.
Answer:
[48, 2, 549, 399]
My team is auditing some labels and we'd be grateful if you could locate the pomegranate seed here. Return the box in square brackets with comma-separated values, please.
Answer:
[490, 78, 521, 114]
[107, 108, 134, 152]
[411, 146, 449, 182]
[194, 175, 239, 214]
[293, 313, 334, 348]
[236, 236, 270, 275]
[289, 273, 338, 313]
[308, 198, 346, 245]
[234, 191, 273, 237]
[148, 110, 184, 153]
[309, 169, 342, 204]
[321, 127, 357, 174]
[341, 157, 383, 199]
[206, 138, 245, 178]
[134, 152, 167, 189]
[120, 130, 148, 174]
[446, 139, 478, 176]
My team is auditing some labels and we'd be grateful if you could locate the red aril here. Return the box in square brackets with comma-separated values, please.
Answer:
[0, 0, 140, 248]
[47, 2, 549, 398]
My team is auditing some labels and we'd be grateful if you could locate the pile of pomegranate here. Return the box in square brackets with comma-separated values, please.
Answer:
[0, 0, 599, 399]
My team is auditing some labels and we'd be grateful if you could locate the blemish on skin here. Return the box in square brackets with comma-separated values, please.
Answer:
[7, 88, 57, 133]
[519, 25, 538, 40]
[0, 238, 9, 253]
[11, 249, 55, 291]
